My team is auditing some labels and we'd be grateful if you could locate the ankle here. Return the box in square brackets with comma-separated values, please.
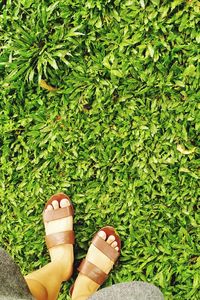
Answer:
[49, 244, 73, 260]
[71, 275, 99, 300]
[25, 277, 48, 300]
[53, 259, 73, 281]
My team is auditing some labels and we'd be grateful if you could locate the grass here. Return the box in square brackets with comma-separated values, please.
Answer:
[0, 0, 200, 299]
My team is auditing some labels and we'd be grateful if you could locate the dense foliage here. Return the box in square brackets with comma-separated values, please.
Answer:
[0, 1, 199, 299]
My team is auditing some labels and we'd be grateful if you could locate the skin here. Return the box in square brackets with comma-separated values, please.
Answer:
[25, 197, 119, 300]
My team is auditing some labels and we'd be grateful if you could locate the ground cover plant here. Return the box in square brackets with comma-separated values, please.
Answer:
[0, 0, 200, 299]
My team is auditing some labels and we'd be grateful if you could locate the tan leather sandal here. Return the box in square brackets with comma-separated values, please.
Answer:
[43, 193, 75, 250]
[70, 226, 121, 295]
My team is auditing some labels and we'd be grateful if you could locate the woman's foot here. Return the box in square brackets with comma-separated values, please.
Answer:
[71, 230, 120, 300]
[44, 197, 74, 281]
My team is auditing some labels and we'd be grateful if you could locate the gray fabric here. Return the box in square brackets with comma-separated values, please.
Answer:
[89, 281, 164, 300]
[0, 248, 164, 300]
[0, 248, 34, 300]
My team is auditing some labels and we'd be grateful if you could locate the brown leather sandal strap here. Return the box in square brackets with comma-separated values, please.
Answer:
[78, 259, 108, 285]
[92, 235, 120, 262]
[45, 231, 75, 249]
[43, 206, 73, 222]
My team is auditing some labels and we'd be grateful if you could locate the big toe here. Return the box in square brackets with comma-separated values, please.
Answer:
[60, 198, 70, 207]
[98, 230, 106, 240]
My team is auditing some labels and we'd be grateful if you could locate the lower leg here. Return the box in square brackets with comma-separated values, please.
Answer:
[25, 278, 48, 300]
[25, 195, 74, 300]
[71, 275, 99, 300]
[25, 261, 64, 300]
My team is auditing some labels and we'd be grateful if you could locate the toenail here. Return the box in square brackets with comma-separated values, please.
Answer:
[98, 231, 106, 239]
[115, 247, 119, 252]
[52, 200, 59, 208]
[47, 205, 53, 211]
[111, 241, 117, 248]
[63, 198, 70, 205]
[108, 235, 115, 241]
[60, 198, 69, 207]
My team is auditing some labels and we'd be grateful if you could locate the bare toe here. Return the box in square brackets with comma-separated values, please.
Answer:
[44, 195, 74, 280]
[107, 235, 115, 244]
[46, 205, 53, 211]
[52, 200, 59, 209]
[98, 231, 106, 240]
[60, 198, 70, 207]
[115, 247, 119, 252]
[111, 241, 117, 248]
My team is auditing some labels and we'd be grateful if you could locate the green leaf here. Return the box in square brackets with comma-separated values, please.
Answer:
[183, 65, 196, 77]
[140, 0, 145, 9]
[148, 44, 154, 58]
[193, 273, 199, 289]
[111, 69, 123, 77]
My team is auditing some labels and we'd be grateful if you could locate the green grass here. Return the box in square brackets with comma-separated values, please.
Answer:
[0, 0, 200, 299]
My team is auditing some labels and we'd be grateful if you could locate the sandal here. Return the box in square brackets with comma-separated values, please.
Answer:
[43, 192, 75, 250]
[70, 226, 121, 296]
